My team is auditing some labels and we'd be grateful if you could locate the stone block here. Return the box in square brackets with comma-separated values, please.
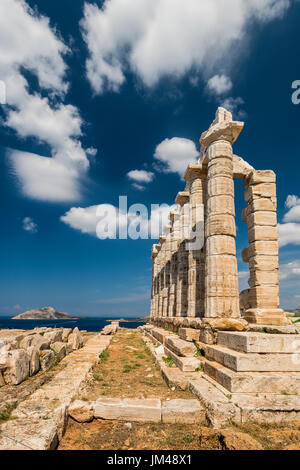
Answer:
[164, 346, 200, 372]
[27, 346, 40, 376]
[207, 176, 234, 198]
[248, 225, 278, 243]
[206, 214, 236, 237]
[165, 336, 197, 357]
[205, 344, 300, 372]
[249, 256, 279, 271]
[2, 349, 30, 385]
[245, 183, 276, 202]
[50, 342, 66, 361]
[68, 400, 94, 423]
[207, 195, 235, 216]
[161, 399, 204, 423]
[179, 328, 200, 342]
[247, 211, 277, 228]
[40, 350, 55, 371]
[218, 331, 300, 353]
[247, 170, 276, 185]
[94, 398, 161, 422]
[206, 235, 236, 256]
[62, 328, 72, 342]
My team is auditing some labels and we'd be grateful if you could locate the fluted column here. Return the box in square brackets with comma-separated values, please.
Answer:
[158, 236, 166, 317]
[200, 107, 243, 318]
[163, 227, 171, 317]
[168, 210, 180, 317]
[184, 165, 207, 317]
[150, 245, 159, 318]
[175, 191, 190, 317]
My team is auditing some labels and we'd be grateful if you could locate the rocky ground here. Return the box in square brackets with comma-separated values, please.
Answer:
[58, 329, 300, 451]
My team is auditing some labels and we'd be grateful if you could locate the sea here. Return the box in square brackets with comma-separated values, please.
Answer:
[0, 316, 146, 332]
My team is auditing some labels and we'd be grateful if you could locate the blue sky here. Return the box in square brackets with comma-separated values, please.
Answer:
[0, 0, 300, 317]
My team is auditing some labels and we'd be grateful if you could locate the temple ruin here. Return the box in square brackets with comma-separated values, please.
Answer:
[145, 108, 300, 425]
[150, 107, 289, 328]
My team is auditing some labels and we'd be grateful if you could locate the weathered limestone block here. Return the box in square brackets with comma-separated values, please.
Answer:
[206, 274, 239, 297]
[207, 195, 235, 215]
[199, 328, 218, 345]
[68, 327, 83, 350]
[218, 331, 298, 353]
[207, 177, 234, 197]
[207, 236, 236, 256]
[27, 346, 40, 376]
[248, 225, 278, 243]
[68, 400, 94, 423]
[44, 330, 63, 344]
[240, 289, 251, 312]
[164, 346, 200, 372]
[249, 255, 279, 271]
[62, 328, 72, 342]
[94, 398, 161, 422]
[247, 170, 276, 185]
[40, 350, 55, 371]
[248, 271, 279, 289]
[247, 211, 277, 228]
[161, 399, 204, 424]
[203, 318, 248, 332]
[165, 336, 197, 357]
[178, 328, 200, 342]
[248, 241, 278, 257]
[245, 183, 276, 202]
[244, 308, 290, 326]
[50, 342, 66, 361]
[248, 197, 277, 213]
[242, 246, 250, 263]
[2, 350, 30, 385]
[248, 286, 279, 309]
[206, 214, 236, 237]
[205, 296, 240, 319]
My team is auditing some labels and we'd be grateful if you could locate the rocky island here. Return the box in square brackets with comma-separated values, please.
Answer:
[12, 306, 78, 320]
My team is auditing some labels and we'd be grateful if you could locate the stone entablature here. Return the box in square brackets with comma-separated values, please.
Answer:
[150, 107, 289, 327]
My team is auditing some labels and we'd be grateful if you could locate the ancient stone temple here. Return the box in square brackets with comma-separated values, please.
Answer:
[150, 107, 288, 328]
[146, 108, 300, 425]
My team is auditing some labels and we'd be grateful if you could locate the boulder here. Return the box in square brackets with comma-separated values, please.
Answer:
[20, 334, 50, 351]
[44, 330, 63, 344]
[50, 342, 66, 361]
[68, 328, 83, 350]
[40, 350, 55, 371]
[2, 349, 30, 385]
[202, 318, 248, 332]
[62, 328, 72, 342]
[27, 346, 40, 376]
[68, 400, 94, 423]
[101, 324, 117, 335]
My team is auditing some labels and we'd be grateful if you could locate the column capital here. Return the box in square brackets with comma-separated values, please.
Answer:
[199, 107, 244, 150]
[175, 191, 189, 206]
[184, 164, 206, 182]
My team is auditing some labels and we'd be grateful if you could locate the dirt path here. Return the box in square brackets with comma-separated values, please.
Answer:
[78, 329, 193, 400]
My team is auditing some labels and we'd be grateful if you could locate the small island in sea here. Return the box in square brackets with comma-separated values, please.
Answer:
[12, 306, 78, 320]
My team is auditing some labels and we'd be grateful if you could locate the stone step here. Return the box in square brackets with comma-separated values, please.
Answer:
[205, 344, 300, 372]
[94, 398, 161, 423]
[164, 346, 201, 372]
[162, 399, 204, 424]
[218, 331, 300, 353]
[178, 328, 200, 342]
[204, 360, 300, 393]
[151, 328, 176, 345]
[165, 336, 197, 357]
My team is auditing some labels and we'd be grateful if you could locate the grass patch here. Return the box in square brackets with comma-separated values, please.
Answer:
[100, 350, 110, 362]
[162, 356, 174, 368]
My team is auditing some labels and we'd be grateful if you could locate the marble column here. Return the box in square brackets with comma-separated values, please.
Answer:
[242, 170, 289, 325]
[150, 244, 159, 318]
[200, 107, 243, 318]
[175, 191, 190, 317]
[184, 165, 207, 317]
[168, 210, 181, 317]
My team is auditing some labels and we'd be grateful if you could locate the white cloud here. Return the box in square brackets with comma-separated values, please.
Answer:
[81, 0, 291, 94]
[127, 170, 154, 183]
[154, 137, 199, 177]
[0, 0, 90, 202]
[279, 260, 300, 282]
[11, 150, 81, 202]
[22, 216, 38, 233]
[278, 223, 300, 247]
[132, 183, 146, 191]
[61, 202, 176, 239]
[207, 74, 232, 95]
[283, 195, 300, 222]
[278, 195, 300, 247]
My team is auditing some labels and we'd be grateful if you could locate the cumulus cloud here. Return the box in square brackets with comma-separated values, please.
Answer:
[0, 0, 90, 202]
[279, 260, 300, 282]
[61, 202, 176, 239]
[207, 74, 232, 95]
[154, 137, 199, 177]
[278, 195, 300, 247]
[22, 216, 38, 233]
[283, 195, 300, 222]
[127, 170, 154, 183]
[80, 0, 291, 94]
